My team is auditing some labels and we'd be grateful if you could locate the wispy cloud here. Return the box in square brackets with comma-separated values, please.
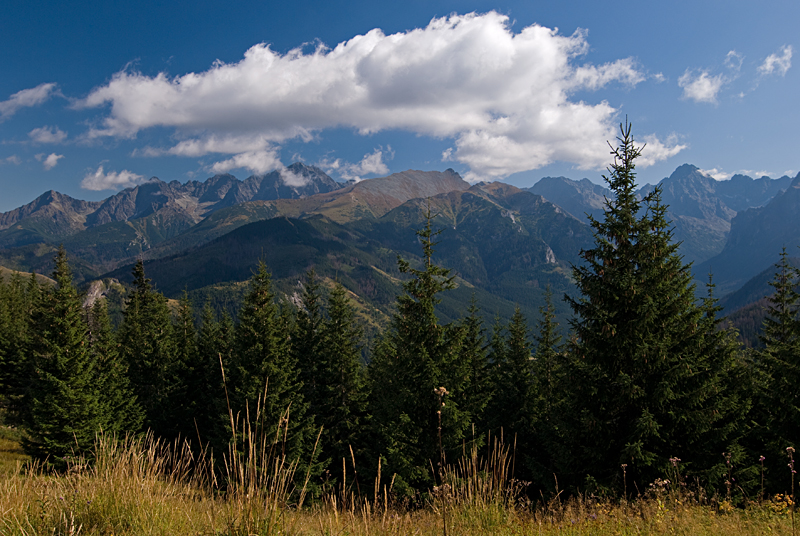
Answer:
[0, 83, 58, 122]
[759, 45, 793, 76]
[3, 155, 21, 165]
[35, 152, 64, 170]
[81, 165, 146, 191]
[28, 125, 67, 144]
[78, 12, 680, 181]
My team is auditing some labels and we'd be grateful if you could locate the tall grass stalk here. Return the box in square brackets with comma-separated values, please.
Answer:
[1, 427, 798, 535]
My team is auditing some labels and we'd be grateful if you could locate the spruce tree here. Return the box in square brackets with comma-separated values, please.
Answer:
[292, 269, 325, 422]
[86, 299, 144, 434]
[486, 307, 533, 443]
[757, 248, 800, 485]
[171, 292, 198, 441]
[527, 288, 566, 484]
[195, 303, 234, 451]
[458, 296, 491, 438]
[230, 261, 313, 464]
[315, 282, 368, 483]
[23, 247, 104, 464]
[564, 122, 746, 490]
[367, 209, 470, 495]
[117, 260, 178, 438]
[0, 271, 38, 425]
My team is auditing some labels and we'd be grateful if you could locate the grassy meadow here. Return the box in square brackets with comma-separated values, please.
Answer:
[0, 425, 796, 536]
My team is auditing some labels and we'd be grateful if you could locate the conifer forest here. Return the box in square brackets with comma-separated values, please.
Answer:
[2, 126, 800, 534]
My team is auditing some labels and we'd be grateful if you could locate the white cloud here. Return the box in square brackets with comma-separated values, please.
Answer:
[279, 167, 308, 187]
[340, 148, 390, 181]
[0, 83, 57, 121]
[678, 69, 726, 104]
[209, 147, 281, 174]
[79, 12, 679, 181]
[3, 155, 21, 165]
[28, 125, 67, 144]
[81, 165, 146, 191]
[699, 168, 732, 181]
[759, 45, 793, 76]
[637, 134, 687, 167]
[35, 152, 64, 170]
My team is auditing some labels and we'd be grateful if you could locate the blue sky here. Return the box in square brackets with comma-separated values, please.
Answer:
[0, 0, 797, 212]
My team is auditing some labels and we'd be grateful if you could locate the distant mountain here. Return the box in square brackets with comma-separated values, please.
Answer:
[0, 163, 342, 278]
[102, 181, 592, 328]
[213, 162, 342, 209]
[528, 164, 793, 265]
[527, 176, 610, 222]
[139, 168, 470, 261]
[697, 174, 800, 294]
[0, 191, 102, 247]
[0, 163, 340, 249]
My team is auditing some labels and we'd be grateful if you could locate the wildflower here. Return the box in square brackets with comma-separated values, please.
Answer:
[760, 456, 766, 462]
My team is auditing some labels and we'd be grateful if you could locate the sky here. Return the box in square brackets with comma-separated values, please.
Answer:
[0, 0, 797, 212]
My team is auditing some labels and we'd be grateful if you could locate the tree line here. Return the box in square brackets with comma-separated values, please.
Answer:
[1, 124, 800, 501]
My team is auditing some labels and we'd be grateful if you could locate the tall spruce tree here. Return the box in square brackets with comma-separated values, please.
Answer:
[367, 209, 470, 495]
[117, 260, 178, 438]
[23, 247, 104, 464]
[564, 122, 746, 491]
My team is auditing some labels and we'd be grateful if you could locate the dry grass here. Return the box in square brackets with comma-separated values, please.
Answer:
[0, 427, 796, 536]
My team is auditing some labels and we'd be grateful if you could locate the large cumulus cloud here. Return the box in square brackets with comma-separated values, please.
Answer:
[78, 12, 681, 180]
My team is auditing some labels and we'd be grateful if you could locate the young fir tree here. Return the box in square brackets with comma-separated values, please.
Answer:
[230, 261, 313, 464]
[86, 299, 144, 434]
[23, 247, 104, 464]
[367, 208, 470, 495]
[117, 259, 178, 438]
[564, 122, 746, 491]
[315, 282, 368, 483]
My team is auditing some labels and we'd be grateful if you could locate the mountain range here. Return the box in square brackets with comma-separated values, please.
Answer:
[0, 161, 796, 342]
